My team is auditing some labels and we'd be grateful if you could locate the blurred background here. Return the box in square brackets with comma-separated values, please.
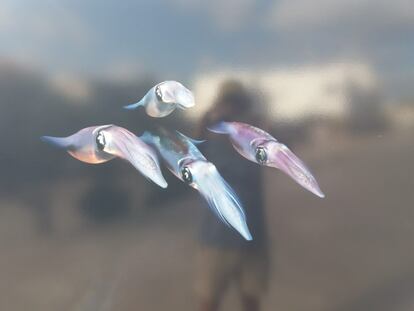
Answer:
[0, 0, 414, 310]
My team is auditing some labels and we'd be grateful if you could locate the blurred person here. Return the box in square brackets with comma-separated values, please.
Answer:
[195, 81, 270, 311]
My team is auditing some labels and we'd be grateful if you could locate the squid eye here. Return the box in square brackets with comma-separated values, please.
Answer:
[155, 85, 163, 102]
[255, 146, 267, 164]
[96, 131, 106, 151]
[181, 166, 192, 184]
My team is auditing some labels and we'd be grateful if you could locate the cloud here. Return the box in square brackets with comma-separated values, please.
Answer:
[0, 1, 93, 71]
[191, 61, 379, 121]
[49, 73, 92, 102]
[170, 0, 256, 32]
[0, 2, 92, 44]
[266, 0, 414, 34]
[100, 60, 148, 82]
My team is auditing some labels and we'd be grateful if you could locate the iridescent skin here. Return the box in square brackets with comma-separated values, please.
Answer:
[208, 121, 325, 198]
[124, 81, 195, 117]
[41, 124, 168, 188]
[141, 129, 252, 240]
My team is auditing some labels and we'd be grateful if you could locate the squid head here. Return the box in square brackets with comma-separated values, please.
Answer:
[179, 159, 252, 241]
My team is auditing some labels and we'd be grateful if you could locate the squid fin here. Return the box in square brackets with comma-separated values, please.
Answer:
[41, 136, 73, 149]
[123, 98, 145, 110]
[207, 121, 232, 135]
[176, 131, 206, 145]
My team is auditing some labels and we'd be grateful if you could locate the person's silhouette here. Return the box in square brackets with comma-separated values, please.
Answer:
[195, 80, 269, 311]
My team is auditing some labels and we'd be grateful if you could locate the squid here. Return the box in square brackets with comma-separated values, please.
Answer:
[41, 124, 168, 188]
[124, 81, 195, 117]
[208, 121, 325, 198]
[141, 129, 252, 240]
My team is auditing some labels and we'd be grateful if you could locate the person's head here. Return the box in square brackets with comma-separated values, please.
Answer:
[210, 80, 253, 120]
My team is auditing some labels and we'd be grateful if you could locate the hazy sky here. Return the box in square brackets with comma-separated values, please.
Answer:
[0, 0, 413, 98]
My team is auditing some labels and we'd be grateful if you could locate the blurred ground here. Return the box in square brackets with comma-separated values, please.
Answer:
[0, 128, 413, 311]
